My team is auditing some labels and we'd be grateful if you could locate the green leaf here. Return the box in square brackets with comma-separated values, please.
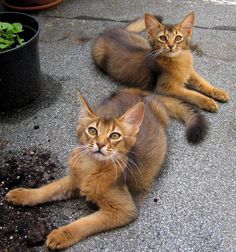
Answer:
[0, 22, 13, 31]
[5, 33, 16, 39]
[0, 37, 10, 43]
[16, 34, 24, 45]
[0, 43, 10, 49]
[0, 21, 24, 50]
[12, 23, 23, 33]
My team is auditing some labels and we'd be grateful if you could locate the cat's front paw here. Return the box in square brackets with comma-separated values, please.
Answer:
[46, 227, 76, 250]
[201, 98, 219, 112]
[6, 188, 35, 206]
[212, 89, 229, 103]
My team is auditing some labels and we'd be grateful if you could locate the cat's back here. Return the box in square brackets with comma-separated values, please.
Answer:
[94, 28, 150, 53]
[92, 28, 154, 89]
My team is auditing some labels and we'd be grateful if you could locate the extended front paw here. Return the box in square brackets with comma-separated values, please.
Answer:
[211, 89, 229, 103]
[200, 98, 219, 112]
[46, 227, 76, 250]
[6, 188, 36, 206]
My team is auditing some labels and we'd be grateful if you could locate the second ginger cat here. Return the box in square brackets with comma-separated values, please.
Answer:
[92, 12, 229, 112]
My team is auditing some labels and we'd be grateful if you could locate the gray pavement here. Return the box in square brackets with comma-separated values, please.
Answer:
[1, 0, 236, 251]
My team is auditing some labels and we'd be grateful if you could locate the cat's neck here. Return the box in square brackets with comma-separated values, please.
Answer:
[70, 149, 128, 178]
[70, 152, 128, 197]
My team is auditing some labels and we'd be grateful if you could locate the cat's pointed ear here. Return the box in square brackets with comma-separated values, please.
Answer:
[78, 91, 96, 120]
[179, 11, 195, 36]
[145, 13, 163, 36]
[119, 102, 145, 135]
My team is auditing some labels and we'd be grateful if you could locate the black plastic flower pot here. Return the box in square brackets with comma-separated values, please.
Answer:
[0, 12, 41, 111]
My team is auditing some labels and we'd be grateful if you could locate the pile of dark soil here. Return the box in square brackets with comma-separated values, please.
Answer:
[0, 147, 62, 252]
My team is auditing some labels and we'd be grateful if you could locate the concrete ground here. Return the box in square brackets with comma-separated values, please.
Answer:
[1, 0, 236, 251]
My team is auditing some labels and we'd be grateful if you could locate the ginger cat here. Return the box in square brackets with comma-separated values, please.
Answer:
[6, 89, 207, 250]
[92, 12, 229, 112]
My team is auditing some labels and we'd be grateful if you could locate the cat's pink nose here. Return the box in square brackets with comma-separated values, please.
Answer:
[97, 143, 105, 150]
[168, 44, 174, 49]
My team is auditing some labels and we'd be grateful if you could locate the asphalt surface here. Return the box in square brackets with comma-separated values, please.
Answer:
[1, 0, 236, 251]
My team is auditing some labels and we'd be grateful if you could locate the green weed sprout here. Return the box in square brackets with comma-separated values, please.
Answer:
[0, 22, 24, 51]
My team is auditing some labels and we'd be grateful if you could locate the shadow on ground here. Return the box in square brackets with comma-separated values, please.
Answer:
[0, 74, 62, 124]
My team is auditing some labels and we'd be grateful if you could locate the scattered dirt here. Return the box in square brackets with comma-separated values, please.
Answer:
[74, 36, 91, 44]
[0, 147, 62, 252]
[0, 140, 9, 151]
[33, 125, 39, 130]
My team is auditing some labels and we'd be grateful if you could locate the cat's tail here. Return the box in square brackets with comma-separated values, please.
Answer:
[125, 15, 163, 33]
[158, 96, 208, 144]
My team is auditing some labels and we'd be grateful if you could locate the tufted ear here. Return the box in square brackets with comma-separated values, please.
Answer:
[179, 11, 195, 36]
[119, 102, 145, 135]
[145, 13, 164, 37]
[78, 91, 96, 121]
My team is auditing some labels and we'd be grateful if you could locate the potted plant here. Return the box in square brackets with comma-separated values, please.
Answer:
[0, 12, 41, 111]
[0, 22, 25, 51]
[3, 0, 63, 11]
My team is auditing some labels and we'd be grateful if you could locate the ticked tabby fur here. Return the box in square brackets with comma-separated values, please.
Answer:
[92, 12, 229, 112]
[6, 89, 207, 250]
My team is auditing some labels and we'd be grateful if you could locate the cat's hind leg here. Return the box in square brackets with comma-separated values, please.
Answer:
[6, 175, 75, 206]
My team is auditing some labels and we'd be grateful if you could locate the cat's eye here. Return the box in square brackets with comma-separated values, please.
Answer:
[175, 35, 182, 42]
[159, 35, 167, 42]
[88, 127, 98, 136]
[109, 132, 121, 140]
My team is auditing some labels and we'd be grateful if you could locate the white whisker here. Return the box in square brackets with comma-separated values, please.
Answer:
[112, 154, 126, 179]
[115, 153, 139, 185]
[111, 156, 119, 183]
[127, 156, 142, 178]
[145, 49, 163, 66]
[61, 145, 88, 161]
[69, 148, 89, 164]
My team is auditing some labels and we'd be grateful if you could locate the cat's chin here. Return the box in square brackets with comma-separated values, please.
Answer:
[91, 152, 111, 161]
[165, 51, 180, 58]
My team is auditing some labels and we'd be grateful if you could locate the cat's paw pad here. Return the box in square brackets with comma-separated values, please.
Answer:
[202, 99, 219, 112]
[212, 89, 229, 103]
[6, 188, 33, 206]
[46, 227, 76, 250]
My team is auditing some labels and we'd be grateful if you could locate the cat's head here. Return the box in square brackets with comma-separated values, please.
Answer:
[76, 93, 144, 161]
[145, 12, 195, 57]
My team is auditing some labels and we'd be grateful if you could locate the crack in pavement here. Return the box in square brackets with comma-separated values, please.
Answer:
[39, 15, 128, 23]
[195, 25, 236, 32]
[39, 15, 236, 32]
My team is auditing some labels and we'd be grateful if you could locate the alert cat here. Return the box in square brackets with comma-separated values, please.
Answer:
[6, 88, 207, 250]
[92, 12, 229, 112]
